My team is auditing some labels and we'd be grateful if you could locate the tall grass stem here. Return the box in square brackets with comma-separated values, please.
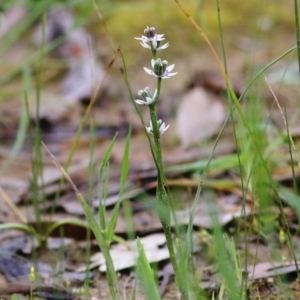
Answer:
[293, 0, 300, 78]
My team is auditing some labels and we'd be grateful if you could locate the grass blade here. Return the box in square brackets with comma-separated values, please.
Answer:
[107, 127, 132, 242]
[120, 125, 132, 195]
[136, 238, 161, 300]
[42, 142, 119, 300]
[98, 133, 118, 230]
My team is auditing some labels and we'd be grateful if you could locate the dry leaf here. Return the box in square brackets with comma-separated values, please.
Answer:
[32, 7, 105, 104]
[176, 194, 251, 229]
[176, 87, 226, 148]
[78, 234, 168, 272]
[246, 261, 300, 280]
[0, 7, 27, 37]
[27, 91, 78, 122]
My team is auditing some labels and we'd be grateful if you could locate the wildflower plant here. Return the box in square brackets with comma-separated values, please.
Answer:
[134, 26, 189, 299]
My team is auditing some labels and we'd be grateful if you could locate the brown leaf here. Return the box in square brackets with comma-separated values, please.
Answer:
[176, 87, 226, 148]
[90, 234, 168, 272]
[246, 261, 300, 280]
[32, 7, 105, 104]
[0, 8, 27, 37]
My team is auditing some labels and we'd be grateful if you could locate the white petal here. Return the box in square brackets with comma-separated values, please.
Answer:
[153, 88, 157, 99]
[156, 34, 165, 40]
[166, 64, 175, 72]
[135, 36, 150, 43]
[164, 124, 170, 132]
[147, 97, 154, 104]
[168, 72, 178, 76]
[145, 126, 153, 134]
[160, 123, 170, 134]
[157, 42, 169, 50]
[143, 67, 153, 76]
[151, 59, 156, 68]
[162, 72, 178, 79]
[140, 41, 151, 49]
[135, 99, 146, 105]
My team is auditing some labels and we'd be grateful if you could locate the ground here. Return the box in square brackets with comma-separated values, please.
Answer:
[1, 1, 300, 299]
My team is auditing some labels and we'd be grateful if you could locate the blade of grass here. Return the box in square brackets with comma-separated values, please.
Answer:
[107, 126, 132, 243]
[263, 75, 299, 276]
[130, 279, 137, 300]
[0, 68, 30, 174]
[29, 12, 46, 243]
[174, 0, 297, 274]
[98, 133, 118, 231]
[212, 213, 241, 300]
[42, 141, 119, 300]
[46, 218, 90, 237]
[167, 154, 240, 173]
[215, 0, 249, 293]
[278, 185, 300, 218]
[0, 223, 37, 236]
[0, 1, 95, 86]
[136, 238, 161, 300]
[293, 0, 300, 78]
[119, 125, 132, 195]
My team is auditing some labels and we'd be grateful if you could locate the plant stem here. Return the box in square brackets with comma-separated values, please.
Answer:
[143, 37, 188, 299]
[293, 0, 300, 79]
[148, 78, 188, 299]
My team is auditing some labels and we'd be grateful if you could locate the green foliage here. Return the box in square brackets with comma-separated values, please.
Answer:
[98, 133, 118, 231]
[107, 127, 132, 243]
[136, 238, 161, 300]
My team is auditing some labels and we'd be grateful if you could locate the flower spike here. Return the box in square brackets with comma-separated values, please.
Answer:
[144, 58, 177, 79]
[135, 26, 169, 50]
[145, 120, 170, 135]
[135, 87, 157, 105]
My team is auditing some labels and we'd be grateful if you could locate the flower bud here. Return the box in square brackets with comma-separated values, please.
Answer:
[144, 26, 156, 39]
[138, 87, 152, 101]
[153, 59, 168, 77]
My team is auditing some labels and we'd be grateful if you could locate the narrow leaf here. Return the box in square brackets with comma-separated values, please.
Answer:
[136, 238, 161, 300]
[107, 126, 132, 241]
[106, 201, 121, 243]
[119, 125, 132, 195]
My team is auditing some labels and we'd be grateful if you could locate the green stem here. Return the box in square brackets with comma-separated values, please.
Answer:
[150, 43, 157, 60]
[148, 102, 180, 280]
[293, 0, 300, 78]
[143, 40, 188, 299]
[148, 76, 188, 298]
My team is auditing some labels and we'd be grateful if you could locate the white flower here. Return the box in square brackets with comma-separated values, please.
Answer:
[138, 39, 169, 50]
[144, 58, 177, 79]
[145, 120, 170, 135]
[134, 26, 169, 50]
[135, 87, 157, 105]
